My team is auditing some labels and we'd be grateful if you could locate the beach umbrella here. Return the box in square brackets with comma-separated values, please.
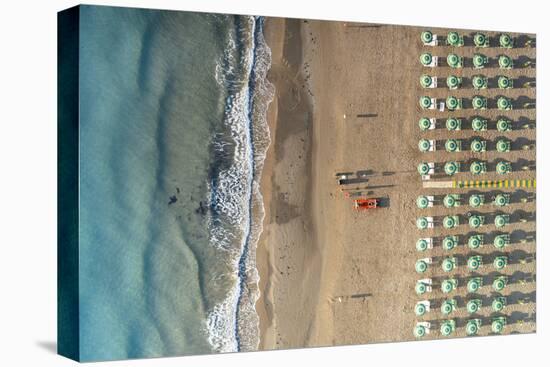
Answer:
[493, 276, 508, 291]
[497, 96, 512, 110]
[497, 118, 512, 132]
[415, 302, 428, 316]
[420, 52, 434, 66]
[474, 32, 489, 47]
[416, 238, 430, 252]
[473, 53, 488, 69]
[470, 161, 487, 175]
[471, 117, 487, 131]
[447, 53, 463, 68]
[499, 33, 514, 48]
[494, 214, 510, 228]
[498, 75, 513, 89]
[447, 31, 464, 46]
[443, 194, 460, 208]
[441, 299, 457, 315]
[441, 278, 458, 293]
[446, 75, 461, 89]
[416, 195, 430, 209]
[442, 257, 457, 272]
[469, 214, 484, 229]
[470, 138, 486, 153]
[466, 319, 481, 336]
[442, 235, 458, 251]
[419, 96, 433, 109]
[472, 75, 488, 90]
[496, 161, 512, 175]
[421, 30, 434, 45]
[469, 194, 484, 208]
[419, 117, 433, 131]
[496, 138, 511, 153]
[416, 281, 429, 295]
[468, 234, 484, 249]
[446, 117, 461, 131]
[416, 216, 430, 229]
[472, 95, 487, 110]
[443, 215, 459, 229]
[494, 234, 510, 249]
[468, 277, 483, 293]
[420, 74, 435, 88]
[493, 256, 508, 270]
[446, 96, 462, 110]
[499, 54, 513, 69]
[418, 139, 432, 152]
[492, 317, 506, 334]
[418, 162, 431, 176]
[414, 324, 427, 338]
[444, 161, 460, 176]
[467, 255, 483, 271]
[445, 139, 461, 152]
[467, 299, 482, 314]
[494, 193, 510, 207]
[440, 320, 456, 336]
[416, 259, 429, 273]
[492, 297, 507, 312]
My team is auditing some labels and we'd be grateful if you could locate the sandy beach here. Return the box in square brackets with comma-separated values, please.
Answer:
[257, 18, 536, 350]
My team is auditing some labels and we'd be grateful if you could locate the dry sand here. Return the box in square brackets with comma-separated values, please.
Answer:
[256, 19, 536, 350]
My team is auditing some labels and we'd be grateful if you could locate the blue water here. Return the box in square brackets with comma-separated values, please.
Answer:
[78, 5, 273, 361]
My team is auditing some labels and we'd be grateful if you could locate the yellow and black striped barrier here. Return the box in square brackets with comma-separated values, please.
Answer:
[453, 179, 536, 189]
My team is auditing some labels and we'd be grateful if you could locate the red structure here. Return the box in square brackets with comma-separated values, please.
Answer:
[354, 198, 380, 210]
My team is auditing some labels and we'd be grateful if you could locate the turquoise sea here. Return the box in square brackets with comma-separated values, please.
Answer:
[78, 5, 273, 361]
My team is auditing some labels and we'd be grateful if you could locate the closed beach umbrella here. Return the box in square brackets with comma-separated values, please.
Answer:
[418, 162, 431, 175]
[494, 193, 510, 207]
[466, 320, 481, 336]
[468, 277, 483, 293]
[443, 194, 459, 208]
[468, 235, 483, 249]
[421, 30, 434, 44]
[416, 195, 430, 208]
[494, 214, 510, 228]
[493, 234, 510, 249]
[419, 117, 432, 131]
[444, 161, 460, 176]
[493, 256, 508, 270]
[442, 257, 456, 272]
[420, 96, 433, 109]
[447, 31, 463, 46]
[470, 161, 486, 175]
[492, 297, 506, 312]
[416, 259, 429, 273]
[447, 53, 462, 68]
[492, 318, 506, 334]
[472, 117, 487, 131]
[442, 235, 458, 250]
[420, 52, 433, 66]
[497, 96, 512, 110]
[416, 216, 430, 229]
[497, 118, 512, 132]
[446, 117, 461, 131]
[416, 238, 429, 251]
[496, 161, 512, 175]
[469, 214, 484, 229]
[499, 33, 514, 48]
[473, 53, 488, 68]
[445, 139, 461, 152]
[474, 32, 489, 47]
[418, 139, 432, 152]
[472, 75, 488, 90]
[493, 276, 507, 291]
[420, 74, 434, 88]
[469, 194, 484, 208]
[441, 300, 456, 315]
[446, 96, 461, 110]
[440, 320, 456, 336]
[472, 95, 487, 110]
[496, 139, 511, 153]
[498, 75, 513, 89]
[447, 75, 461, 89]
[443, 215, 458, 229]
[441, 279, 457, 293]
[467, 255, 482, 271]
[467, 299, 482, 314]
[470, 138, 486, 153]
[499, 54, 513, 69]
[415, 303, 427, 316]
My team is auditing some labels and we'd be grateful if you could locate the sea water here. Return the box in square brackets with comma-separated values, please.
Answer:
[78, 5, 273, 361]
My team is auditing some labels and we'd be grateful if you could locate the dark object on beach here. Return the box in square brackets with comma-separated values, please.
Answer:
[168, 196, 177, 205]
[176, 187, 180, 194]
[338, 177, 369, 185]
[195, 201, 207, 215]
[357, 113, 378, 118]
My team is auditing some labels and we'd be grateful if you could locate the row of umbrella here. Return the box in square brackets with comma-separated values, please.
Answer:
[421, 30, 515, 49]
[416, 297, 507, 317]
[420, 52, 514, 69]
[414, 316, 507, 338]
[417, 160, 513, 176]
[421, 74, 513, 89]
[416, 193, 510, 209]
[419, 116, 513, 132]
[419, 137, 513, 153]
[419, 95, 514, 111]
[415, 254, 509, 274]
[416, 275, 509, 296]
[416, 213, 511, 230]
[416, 232, 511, 252]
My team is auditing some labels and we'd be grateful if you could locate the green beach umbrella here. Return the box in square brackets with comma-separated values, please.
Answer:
[443, 215, 458, 229]
[474, 32, 489, 47]
[497, 118, 512, 132]
[444, 161, 460, 176]
[470, 138, 486, 153]
[421, 30, 434, 44]
[493, 256, 508, 270]
[442, 257, 457, 272]
[416, 281, 428, 295]
[499, 54, 513, 69]
[416, 195, 430, 208]
[446, 117, 461, 131]
[472, 75, 488, 90]
[494, 214, 510, 228]
[420, 52, 434, 66]
[443, 194, 459, 208]
[469, 214, 484, 229]
[414, 325, 427, 338]
[440, 320, 456, 336]
[468, 235, 483, 249]
[498, 75, 513, 89]
[470, 161, 486, 175]
[447, 31, 463, 46]
[416, 259, 429, 273]
[497, 96, 512, 110]
[420, 96, 433, 109]
[496, 161, 512, 175]
[418, 162, 431, 175]
[466, 319, 481, 336]
[442, 235, 458, 250]
[447, 53, 462, 68]
[469, 194, 484, 208]
[468, 277, 483, 293]
[416, 216, 430, 229]
[418, 139, 432, 152]
[473, 53, 488, 68]
[441, 300, 456, 315]
[496, 138, 511, 153]
[441, 279, 457, 293]
[494, 234, 510, 249]
[492, 297, 506, 312]
[420, 74, 434, 88]
[415, 302, 428, 316]
[472, 95, 487, 110]
[419, 117, 432, 131]
[445, 139, 461, 152]
[493, 276, 507, 291]
[494, 193, 510, 207]
[472, 117, 487, 131]
[492, 317, 506, 334]
[446, 96, 461, 110]
[416, 238, 429, 251]
[499, 33, 514, 48]
[467, 299, 482, 314]
[467, 255, 483, 271]
[446, 75, 461, 89]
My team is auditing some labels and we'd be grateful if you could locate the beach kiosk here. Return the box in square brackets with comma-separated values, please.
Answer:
[468, 214, 485, 229]
[447, 31, 464, 46]
[494, 193, 510, 207]
[442, 257, 457, 272]
[496, 138, 511, 153]
[446, 117, 462, 131]
[494, 234, 511, 249]
[441, 278, 458, 293]
[499, 33, 514, 48]
[419, 96, 436, 110]
[443, 194, 460, 208]
[416, 195, 434, 209]
[467, 255, 483, 271]
[497, 118, 512, 132]
[443, 215, 459, 229]
[442, 235, 458, 251]
[416, 279, 433, 295]
[492, 297, 507, 312]
[441, 299, 457, 315]
[499, 54, 513, 69]
[466, 319, 482, 336]
[420, 52, 438, 67]
[470, 161, 487, 175]
[493, 256, 508, 270]
[447, 53, 463, 68]
[446, 75, 462, 89]
[469, 194, 485, 208]
[472, 75, 488, 90]
[495, 214, 510, 228]
[420, 74, 437, 88]
[445, 139, 461, 153]
[497, 96, 513, 110]
[467, 299, 482, 314]
[418, 139, 436, 152]
[440, 320, 456, 337]
[470, 138, 486, 153]
[414, 322, 431, 338]
[473, 53, 489, 69]
[474, 32, 489, 47]
[446, 96, 462, 111]
[468, 277, 483, 293]
[421, 30, 438, 46]
[417, 216, 434, 230]
[472, 117, 488, 131]
[415, 300, 431, 316]
[416, 238, 434, 252]
[492, 317, 507, 334]
[496, 161, 512, 175]
[468, 234, 484, 249]
[444, 161, 460, 176]
[472, 95, 487, 110]
[498, 75, 513, 89]
[493, 276, 508, 291]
